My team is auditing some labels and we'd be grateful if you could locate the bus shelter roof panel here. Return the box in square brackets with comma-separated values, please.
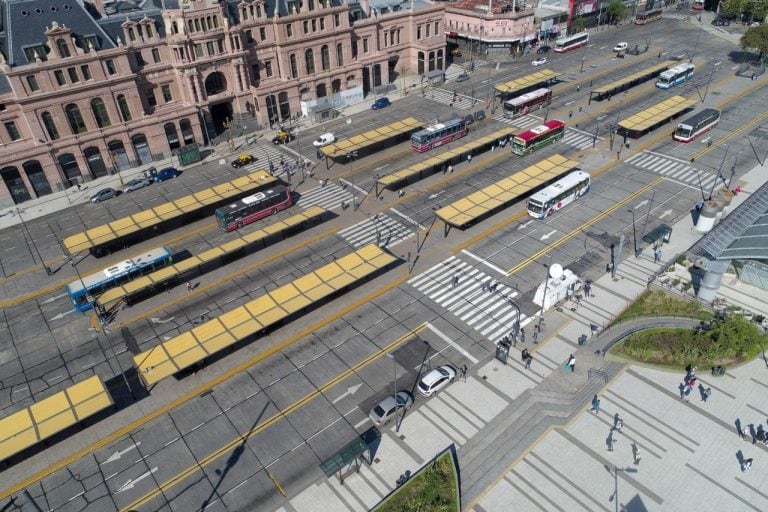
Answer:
[283, 295, 313, 313]
[270, 283, 301, 303]
[619, 96, 696, 131]
[0, 409, 37, 462]
[246, 294, 279, 316]
[495, 69, 558, 94]
[305, 283, 335, 301]
[256, 306, 290, 327]
[320, 117, 422, 156]
[592, 60, 675, 95]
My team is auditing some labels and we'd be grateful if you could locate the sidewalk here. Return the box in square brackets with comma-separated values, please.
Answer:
[279, 162, 768, 512]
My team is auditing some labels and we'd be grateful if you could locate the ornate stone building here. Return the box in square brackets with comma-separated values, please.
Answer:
[0, 0, 445, 207]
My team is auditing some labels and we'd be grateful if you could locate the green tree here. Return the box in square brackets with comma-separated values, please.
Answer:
[720, 0, 747, 18]
[606, 0, 627, 24]
[746, 0, 768, 23]
[569, 15, 586, 34]
[740, 23, 768, 60]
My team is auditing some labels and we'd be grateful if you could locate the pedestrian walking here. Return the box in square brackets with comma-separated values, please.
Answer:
[467, 153, 472, 164]
[186, 281, 193, 293]
[566, 354, 576, 372]
[452, 274, 460, 288]
[448, 164, 454, 173]
[702, 387, 712, 402]
[520, 328, 526, 344]
[614, 415, 623, 433]
[461, 364, 468, 383]
[607, 432, 617, 452]
[632, 443, 641, 464]
[591, 395, 601, 414]
[584, 281, 592, 298]
[654, 248, 662, 263]
[521, 348, 530, 362]
[481, 280, 489, 292]
[525, 355, 533, 369]
[742, 458, 753, 471]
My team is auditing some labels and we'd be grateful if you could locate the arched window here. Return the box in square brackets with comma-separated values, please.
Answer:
[289, 54, 298, 78]
[213, 16, 219, 28]
[117, 94, 132, 122]
[171, 21, 178, 34]
[278, 91, 291, 120]
[91, 98, 111, 128]
[317, 83, 327, 98]
[207, 16, 213, 30]
[336, 43, 344, 66]
[41, 112, 60, 140]
[241, 7, 248, 20]
[56, 38, 70, 58]
[188, 20, 194, 33]
[305, 49, 315, 74]
[65, 104, 87, 134]
[194, 19, 201, 32]
[321, 45, 330, 71]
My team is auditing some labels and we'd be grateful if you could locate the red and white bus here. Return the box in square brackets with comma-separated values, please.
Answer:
[635, 8, 663, 24]
[410, 118, 469, 152]
[527, 171, 591, 219]
[554, 32, 589, 53]
[503, 88, 552, 119]
[215, 185, 292, 231]
[511, 119, 566, 156]
[692, 0, 705, 10]
[673, 108, 721, 142]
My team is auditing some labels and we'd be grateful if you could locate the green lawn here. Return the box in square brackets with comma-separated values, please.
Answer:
[373, 451, 459, 512]
[615, 289, 713, 322]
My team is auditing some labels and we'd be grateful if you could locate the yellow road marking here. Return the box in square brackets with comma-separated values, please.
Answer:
[0, 269, 412, 501]
[505, 177, 664, 276]
[120, 322, 427, 512]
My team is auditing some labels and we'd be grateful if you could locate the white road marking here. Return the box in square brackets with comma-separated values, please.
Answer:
[426, 322, 479, 364]
[460, 250, 507, 276]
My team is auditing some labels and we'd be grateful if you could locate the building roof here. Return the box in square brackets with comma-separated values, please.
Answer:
[688, 180, 768, 261]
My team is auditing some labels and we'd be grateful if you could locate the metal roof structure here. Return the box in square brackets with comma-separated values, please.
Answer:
[688, 180, 768, 261]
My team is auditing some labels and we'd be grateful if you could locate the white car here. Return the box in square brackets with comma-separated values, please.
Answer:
[532, 57, 547, 66]
[613, 42, 628, 52]
[417, 365, 457, 397]
[312, 132, 335, 147]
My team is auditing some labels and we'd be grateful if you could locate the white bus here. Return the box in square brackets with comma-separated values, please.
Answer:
[656, 63, 695, 89]
[526, 171, 591, 218]
[503, 88, 552, 118]
[554, 32, 589, 53]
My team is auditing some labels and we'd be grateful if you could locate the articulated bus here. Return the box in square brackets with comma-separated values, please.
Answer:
[511, 119, 566, 156]
[503, 88, 552, 119]
[527, 171, 591, 219]
[635, 8, 663, 24]
[673, 108, 721, 142]
[410, 117, 469, 152]
[554, 32, 589, 53]
[656, 63, 695, 89]
[66, 246, 173, 312]
[215, 185, 293, 231]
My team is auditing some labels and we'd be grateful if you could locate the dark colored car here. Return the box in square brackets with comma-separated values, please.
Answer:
[230, 155, 256, 168]
[154, 167, 179, 182]
[474, 110, 486, 122]
[455, 73, 470, 82]
[371, 97, 391, 110]
[537, 45, 551, 54]
[90, 188, 118, 203]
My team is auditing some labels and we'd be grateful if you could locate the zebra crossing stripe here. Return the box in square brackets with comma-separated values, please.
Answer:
[297, 184, 353, 211]
[337, 215, 413, 247]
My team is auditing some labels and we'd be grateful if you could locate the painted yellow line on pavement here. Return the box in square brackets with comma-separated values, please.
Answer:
[0, 269, 412, 502]
[505, 177, 664, 276]
[120, 321, 427, 512]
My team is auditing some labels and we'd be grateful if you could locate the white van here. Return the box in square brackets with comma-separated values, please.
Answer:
[613, 42, 628, 52]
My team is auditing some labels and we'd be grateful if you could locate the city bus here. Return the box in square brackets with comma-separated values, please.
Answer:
[503, 88, 552, 119]
[673, 108, 721, 142]
[635, 8, 663, 24]
[692, 0, 705, 10]
[656, 63, 695, 89]
[554, 32, 589, 53]
[511, 119, 566, 155]
[526, 171, 591, 218]
[66, 246, 173, 312]
[410, 117, 469, 152]
[215, 185, 293, 231]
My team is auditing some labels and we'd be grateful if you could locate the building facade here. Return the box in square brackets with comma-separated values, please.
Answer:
[0, 0, 445, 207]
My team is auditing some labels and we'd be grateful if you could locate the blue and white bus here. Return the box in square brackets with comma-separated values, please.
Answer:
[66, 246, 173, 312]
[656, 63, 695, 89]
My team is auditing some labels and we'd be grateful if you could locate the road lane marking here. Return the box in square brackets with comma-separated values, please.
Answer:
[426, 322, 479, 364]
[460, 249, 507, 276]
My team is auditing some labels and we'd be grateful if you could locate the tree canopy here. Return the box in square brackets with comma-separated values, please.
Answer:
[569, 15, 586, 34]
[740, 23, 768, 60]
[606, 0, 628, 23]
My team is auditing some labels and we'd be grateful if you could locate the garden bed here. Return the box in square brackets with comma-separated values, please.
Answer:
[372, 450, 459, 512]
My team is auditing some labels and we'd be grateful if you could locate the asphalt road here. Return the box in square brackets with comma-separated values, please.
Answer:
[2, 15, 767, 512]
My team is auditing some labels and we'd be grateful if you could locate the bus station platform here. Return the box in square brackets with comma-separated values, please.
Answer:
[494, 69, 559, 97]
[319, 117, 422, 162]
[618, 95, 697, 139]
[589, 60, 676, 103]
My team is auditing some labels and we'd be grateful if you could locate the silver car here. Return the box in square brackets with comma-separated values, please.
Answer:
[369, 391, 413, 426]
[123, 177, 151, 193]
[90, 188, 118, 203]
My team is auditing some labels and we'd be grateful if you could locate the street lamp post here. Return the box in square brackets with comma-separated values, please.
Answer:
[628, 209, 639, 257]
[506, 295, 521, 342]
[346, 151, 358, 210]
[536, 255, 552, 335]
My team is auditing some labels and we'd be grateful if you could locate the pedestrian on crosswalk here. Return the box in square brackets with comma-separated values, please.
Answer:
[452, 274, 460, 288]
[525, 355, 533, 369]
[591, 395, 601, 414]
[566, 354, 576, 372]
[520, 328, 525, 343]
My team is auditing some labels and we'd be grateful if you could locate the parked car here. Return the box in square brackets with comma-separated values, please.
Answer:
[536, 45, 551, 54]
[154, 167, 179, 182]
[417, 365, 457, 397]
[272, 130, 295, 145]
[371, 97, 391, 110]
[455, 73, 470, 82]
[532, 57, 547, 66]
[230, 155, 256, 168]
[712, 17, 731, 26]
[369, 391, 413, 426]
[123, 177, 151, 193]
[313, 132, 336, 147]
[613, 42, 628, 52]
[90, 188, 118, 203]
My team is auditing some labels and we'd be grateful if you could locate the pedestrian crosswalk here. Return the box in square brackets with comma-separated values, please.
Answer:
[492, 113, 543, 129]
[296, 182, 354, 211]
[239, 141, 298, 170]
[626, 151, 719, 190]
[408, 256, 526, 344]
[491, 114, 600, 150]
[425, 88, 483, 110]
[337, 213, 414, 248]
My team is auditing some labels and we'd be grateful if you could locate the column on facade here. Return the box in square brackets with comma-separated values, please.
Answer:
[186, 71, 200, 103]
